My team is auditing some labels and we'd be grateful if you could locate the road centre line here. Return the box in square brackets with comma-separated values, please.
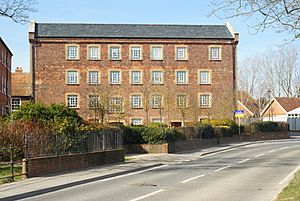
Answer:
[279, 147, 288, 150]
[100, 165, 168, 182]
[268, 149, 277, 153]
[130, 189, 165, 201]
[255, 154, 265, 158]
[238, 159, 250, 164]
[214, 166, 231, 172]
[181, 174, 205, 184]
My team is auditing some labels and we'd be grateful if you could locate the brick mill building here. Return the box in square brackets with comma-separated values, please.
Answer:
[0, 38, 12, 117]
[29, 21, 239, 126]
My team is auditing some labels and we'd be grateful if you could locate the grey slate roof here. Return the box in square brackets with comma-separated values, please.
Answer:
[35, 23, 234, 39]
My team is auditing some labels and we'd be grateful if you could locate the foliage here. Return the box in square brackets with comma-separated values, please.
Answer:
[251, 121, 280, 132]
[276, 170, 300, 201]
[210, 0, 300, 39]
[123, 126, 185, 144]
[200, 119, 236, 127]
[0, 0, 37, 24]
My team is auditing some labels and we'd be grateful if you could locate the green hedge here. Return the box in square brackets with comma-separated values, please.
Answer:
[251, 121, 281, 132]
[123, 126, 185, 144]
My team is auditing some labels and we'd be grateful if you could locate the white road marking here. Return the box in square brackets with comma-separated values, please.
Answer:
[279, 164, 300, 185]
[255, 154, 265, 158]
[181, 174, 205, 184]
[100, 165, 168, 182]
[238, 159, 250, 164]
[130, 189, 165, 201]
[201, 148, 239, 158]
[268, 149, 277, 153]
[279, 147, 288, 150]
[214, 166, 231, 172]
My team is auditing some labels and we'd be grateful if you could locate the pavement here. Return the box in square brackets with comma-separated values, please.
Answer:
[0, 141, 257, 200]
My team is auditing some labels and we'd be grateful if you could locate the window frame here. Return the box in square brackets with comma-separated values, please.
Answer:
[108, 45, 122, 60]
[88, 70, 100, 85]
[88, 95, 100, 109]
[11, 98, 21, 111]
[109, 70, 121, 85]
[131, 118, 143, 126]
[109, 97, 124, 113]
[66, 70, 79, 85]
[130, 70, 143, 85]
[175, 45, 188, 60]
[130, 45, 143, 60]
[87, 45, 101, 60]
[199, 93, 212, 108]
[131, 94, 143, 109]
[66, 45, 79, 60]
[175, 70, 188, 85]
[150, 45, 163, 61]
[66, 94, 79, 109]
[152, 94, 163, 109]
[209, 45, 222, 61]
[176, 94, 188, 109]
[198, 70, 211, 85]
[151, 70, 164, 85]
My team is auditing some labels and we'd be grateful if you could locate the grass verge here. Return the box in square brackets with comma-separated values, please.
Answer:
[0, 165, 23, 184]
[276, 170, 300, 201]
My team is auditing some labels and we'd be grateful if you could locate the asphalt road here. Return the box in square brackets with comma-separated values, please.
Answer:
[5, 140, 300, 201]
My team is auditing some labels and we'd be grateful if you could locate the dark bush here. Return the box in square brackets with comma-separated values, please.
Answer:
[122, 126, 185, 144]
[198, 124, 214, 139]
[252, 121, 280, 132]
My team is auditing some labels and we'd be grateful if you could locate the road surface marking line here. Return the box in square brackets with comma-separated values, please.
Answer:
[238, 159, 250, 164]
[255, 154, 265, 158]
[279, 164, 300, 185]
[201, 148, 239, 158]
[100, 165, 168, 182]
[130, 189, 165, 201]
[214, 166, 231, 172]
[181, 174, 205, 184]
[279, 147, 288, 150]
[268, 149, 277, 153]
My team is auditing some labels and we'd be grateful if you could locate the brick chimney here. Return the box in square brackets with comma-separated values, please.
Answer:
[15, 66, 23, 73]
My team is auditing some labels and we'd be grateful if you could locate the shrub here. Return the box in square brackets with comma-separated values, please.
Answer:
[252, 121, 280, 132]
[200, 119, 235, 127]
[197, 124, 214, 139]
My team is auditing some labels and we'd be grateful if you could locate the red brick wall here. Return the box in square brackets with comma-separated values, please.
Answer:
[27, 149, 124, 177]
[0, 39, 12, 117]
[33, 37, 236, 124]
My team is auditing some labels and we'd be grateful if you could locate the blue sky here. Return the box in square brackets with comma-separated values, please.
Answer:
[0, 0, 298, 72]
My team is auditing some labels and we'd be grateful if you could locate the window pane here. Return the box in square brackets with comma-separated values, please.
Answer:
[67, 71, 78, 84]
[12, 98, 21, 111]
[88, 95, 99, 108]
[200, 71, 210, 84]
[152, 95, 162, 108]
[110, 47, 121, 60]
[67, 46, 78, 59]
[131, 47, 142, 60]
[131, 71, 142, 84]
[200, 94, 210, 108]
[151, 47, 162, 60]
[151, 71, 163, 84]
[176, 71, 187, 84]
[67, 95, 78, 108]
[89, 71, 99, 84]
[210, 47, 220, 60]
[176, 47, 187, 60]
[131, 95, 142, 108]
[131, 118, 142, 125]
[88, 46, 99, 60]
[176, 95, 187, 108]
[109, 97, 124, 113]
[110, 71, 121, 84]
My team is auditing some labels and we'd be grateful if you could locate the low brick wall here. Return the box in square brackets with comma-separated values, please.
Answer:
[124, 132, 290, 154]
[124, 144, 168, 154]
[27, 149, 124, 177]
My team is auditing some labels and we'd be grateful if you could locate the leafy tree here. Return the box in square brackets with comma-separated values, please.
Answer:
[0, 0, 37, 24]
[210, 0, 300, 39]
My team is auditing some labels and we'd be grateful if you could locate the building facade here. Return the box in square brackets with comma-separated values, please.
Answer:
[29, 22, 239, 126]
[0, 38, 12, 117]
[11, 66, 32, 111]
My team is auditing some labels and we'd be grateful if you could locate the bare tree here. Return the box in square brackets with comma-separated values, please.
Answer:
[140, 83, 155, 126]
[0, 0, 37, 24]
[87, 84, 114, 124]
[210, 0, 300, 39]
